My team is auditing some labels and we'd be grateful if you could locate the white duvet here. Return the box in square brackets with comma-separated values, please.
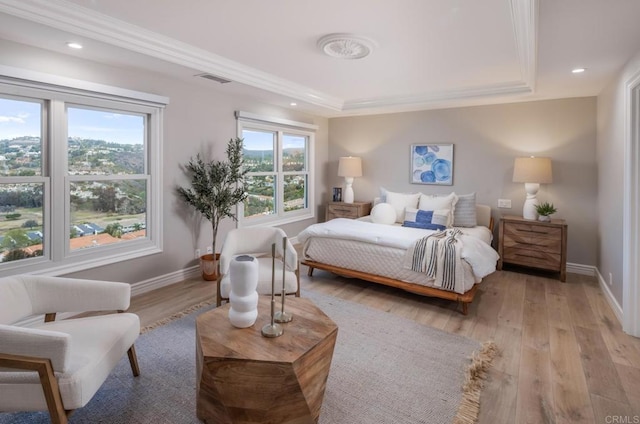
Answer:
[297, 218, 499, 279]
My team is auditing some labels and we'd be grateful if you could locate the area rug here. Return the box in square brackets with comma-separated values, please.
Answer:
[0, 290, 495, 424]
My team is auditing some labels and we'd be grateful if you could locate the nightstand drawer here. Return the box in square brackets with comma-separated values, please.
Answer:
[327, 204, 360, 218]
[325, 201, 372, 221]
[504, 222, 562, 238]
[503, 247, 561, 270]
[502, 235, 562, 253]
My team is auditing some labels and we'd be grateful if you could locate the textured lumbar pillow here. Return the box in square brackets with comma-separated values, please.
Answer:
[453, 192, 477, 227]
[370, 203, 397, 225]
[403, 207, 447, 231]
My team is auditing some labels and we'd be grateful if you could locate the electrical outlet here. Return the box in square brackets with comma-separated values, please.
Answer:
[195, 249, 201, 259]
[498, 199, 512, 208]
[609, 272, 613, 286]
[206, 246, 213, 254]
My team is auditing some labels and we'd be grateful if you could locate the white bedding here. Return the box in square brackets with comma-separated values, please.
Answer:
[298, 218, 499, 294]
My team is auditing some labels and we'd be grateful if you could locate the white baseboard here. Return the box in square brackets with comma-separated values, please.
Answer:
[131, 265, 201, 297]
[595, 268, 624, 325]
[15, 265, 202, 327]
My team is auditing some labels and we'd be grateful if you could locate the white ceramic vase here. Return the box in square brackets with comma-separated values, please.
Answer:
[228, 255, 259, 328]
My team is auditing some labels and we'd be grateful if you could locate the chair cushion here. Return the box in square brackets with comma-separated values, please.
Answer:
[221, 257, 298, 299]
[0, 313, 139, 411]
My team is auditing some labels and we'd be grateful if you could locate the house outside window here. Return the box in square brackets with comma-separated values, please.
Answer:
[0, 71, 166, 277]
[236, 111, 317, 226]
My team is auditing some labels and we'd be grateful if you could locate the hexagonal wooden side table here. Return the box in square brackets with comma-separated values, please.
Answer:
[195, 297, 338, 424]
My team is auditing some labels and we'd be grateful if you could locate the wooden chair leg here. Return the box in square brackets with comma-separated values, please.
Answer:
[295, 269, 301, 297]
[461, 301, 469, 315]
[127, 345, 140, 377]
[37, 360, 69, 424]
[0, 354, 68, 424]
[216, 275, 223, 307]
[307, 266, 314, 277]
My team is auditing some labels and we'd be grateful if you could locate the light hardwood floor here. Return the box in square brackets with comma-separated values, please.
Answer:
[128, 267, 640, 423]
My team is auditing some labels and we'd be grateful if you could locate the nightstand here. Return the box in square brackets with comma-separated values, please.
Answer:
[497, 215, 567, 281]
[325, 201, 372, 221]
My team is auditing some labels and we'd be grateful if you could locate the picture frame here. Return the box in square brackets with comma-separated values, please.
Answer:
[332, 187, 342, 202]
[410, 144, 454, 185]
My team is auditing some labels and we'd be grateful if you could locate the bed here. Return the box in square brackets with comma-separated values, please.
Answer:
[299, 203, 497, 314]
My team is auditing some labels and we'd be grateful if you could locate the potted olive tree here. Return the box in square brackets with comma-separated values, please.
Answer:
[177, 137, 248, 280]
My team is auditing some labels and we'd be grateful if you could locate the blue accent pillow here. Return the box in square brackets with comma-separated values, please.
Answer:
[403, 220, 446, 231]
[403, 209, 446, 230]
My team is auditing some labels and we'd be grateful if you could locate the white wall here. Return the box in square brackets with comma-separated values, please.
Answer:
[597, 49, 640, 305]
[328, 97, 598, 266]
[0, 39, 329, 283]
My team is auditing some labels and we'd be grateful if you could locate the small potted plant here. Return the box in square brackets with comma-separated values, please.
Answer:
[177, 137, 248, 280]
[535, 202, 557, 222]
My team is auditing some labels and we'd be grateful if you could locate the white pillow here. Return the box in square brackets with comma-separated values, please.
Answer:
[418, 192, 458, 227]
[370, 203, 397, 225]
[386, 191, 421, 223]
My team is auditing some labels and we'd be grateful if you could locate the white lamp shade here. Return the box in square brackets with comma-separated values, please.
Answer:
[513, 157, 552, 183]
[338, 157, 362, 177]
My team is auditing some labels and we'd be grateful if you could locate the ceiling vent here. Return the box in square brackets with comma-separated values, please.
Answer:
[196, 73, 232, 84]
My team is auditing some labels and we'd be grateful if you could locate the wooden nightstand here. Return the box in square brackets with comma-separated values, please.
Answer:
[325, 201, 372, 221]
[497, 215, 567, 281]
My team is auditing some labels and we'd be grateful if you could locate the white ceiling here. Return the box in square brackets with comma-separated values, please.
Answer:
[0, 0, 639, 117]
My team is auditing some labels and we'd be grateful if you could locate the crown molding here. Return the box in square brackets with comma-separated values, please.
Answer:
[343, 81, 533, 113]
[0, 0, 344, 111]
[0, 0, 538, 116]
[510, 0, 538, 90]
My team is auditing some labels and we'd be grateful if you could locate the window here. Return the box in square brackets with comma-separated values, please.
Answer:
[236, 112, 317, 226]
[0, 72, 166, 276]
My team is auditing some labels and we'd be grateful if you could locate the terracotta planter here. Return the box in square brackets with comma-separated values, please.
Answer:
[200, 253, 220, 281]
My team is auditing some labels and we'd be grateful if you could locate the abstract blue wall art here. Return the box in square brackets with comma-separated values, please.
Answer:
[410, 144, 454, 185]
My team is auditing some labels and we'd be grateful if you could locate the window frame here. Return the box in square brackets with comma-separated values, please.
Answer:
[0, 70, 167, 277]
[236, 112, 316, 227]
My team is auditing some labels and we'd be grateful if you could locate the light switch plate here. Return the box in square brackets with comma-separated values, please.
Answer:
[498, 199, 512, 208]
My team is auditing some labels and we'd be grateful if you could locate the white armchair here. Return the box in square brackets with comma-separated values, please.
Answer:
[0, 275, 140, 424]
[217, 227, 300, 306]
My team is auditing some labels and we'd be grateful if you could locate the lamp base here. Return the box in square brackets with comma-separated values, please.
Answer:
[522, 183, 540, 220]
[343, 177, 355, 204]
[523, 198, 539, 220]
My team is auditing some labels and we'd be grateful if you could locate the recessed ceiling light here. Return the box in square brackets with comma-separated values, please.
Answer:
[66, 42, 83, 49]
[290, 102, 297, 106]
[572, 68, 586, 74]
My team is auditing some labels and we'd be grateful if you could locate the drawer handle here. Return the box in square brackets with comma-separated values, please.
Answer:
[333, 208, 352, 213]
[517, 229, 553, 235]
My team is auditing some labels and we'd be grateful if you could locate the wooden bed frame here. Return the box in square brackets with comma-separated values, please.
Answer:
[302, 206, 494, 315]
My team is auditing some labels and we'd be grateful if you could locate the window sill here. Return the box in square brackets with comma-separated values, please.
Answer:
[240, 211, 315, 228]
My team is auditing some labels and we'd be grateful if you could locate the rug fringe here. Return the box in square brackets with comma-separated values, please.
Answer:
[140, 299, 215, 334]
[452, 340, 499, 424]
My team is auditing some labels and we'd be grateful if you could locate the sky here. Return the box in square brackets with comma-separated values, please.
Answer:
[243, 129, 306, 150]
[0, 98, 144, 144]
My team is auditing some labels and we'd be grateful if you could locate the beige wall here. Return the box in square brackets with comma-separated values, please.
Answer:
[597, 49, 640, 304]
[328, 98, 598, 266]
[0, 39, 329, 283]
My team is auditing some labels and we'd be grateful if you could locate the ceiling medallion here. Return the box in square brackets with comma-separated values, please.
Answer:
[317, 33, 376, 60]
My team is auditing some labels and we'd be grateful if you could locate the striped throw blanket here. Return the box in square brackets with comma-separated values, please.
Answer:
[407, 228, 464, 292]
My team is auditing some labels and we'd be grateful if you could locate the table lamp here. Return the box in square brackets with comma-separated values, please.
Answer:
[337, 156, 362, 204]
[512, 156, 552, 220]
